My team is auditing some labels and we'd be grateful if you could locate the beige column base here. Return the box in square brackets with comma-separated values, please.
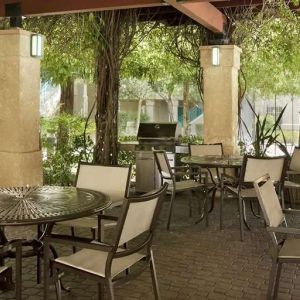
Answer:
[0, 151, 43, 187]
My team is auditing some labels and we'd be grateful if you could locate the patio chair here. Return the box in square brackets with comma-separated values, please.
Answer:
[57, 163, 132, 242]
[0, 240, 22, 300]
[153, 150, 208, 230]
[254, 174, 300, 299]
[188, 143, 223, 212]
[284, 147, 300, 207]
[43, 183, 168, 300]
[221, 155, 287, 241]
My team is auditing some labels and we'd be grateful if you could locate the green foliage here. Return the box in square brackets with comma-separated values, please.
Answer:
[179, 135, 203, 144]
[122, 25, 199, 100]
[234, 1, 300, 96]
[25, 15, 95, 86]
[41, 113, 95, 185]
[242, 100, 287, 157]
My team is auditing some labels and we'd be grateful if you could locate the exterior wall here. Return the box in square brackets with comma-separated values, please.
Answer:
[254, 95, 300, 131]
[73, 79, 88, 117]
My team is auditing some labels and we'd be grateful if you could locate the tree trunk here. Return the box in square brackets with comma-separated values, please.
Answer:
[183, 81, 189, 136]
[93, 11, 121, 165]
[60, 80, 74, 114]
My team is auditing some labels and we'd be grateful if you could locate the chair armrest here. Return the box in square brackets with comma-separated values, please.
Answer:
[171, 166, 189, 170]
[283, 209, 300, 215]
[45, 234, 113, 252]
[267, 227, 300, 235]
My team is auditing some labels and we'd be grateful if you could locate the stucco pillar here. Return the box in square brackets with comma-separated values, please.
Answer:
[145, 100, 155, 122]
[0, 29, 43, 187]
[200, 45, 242, 155]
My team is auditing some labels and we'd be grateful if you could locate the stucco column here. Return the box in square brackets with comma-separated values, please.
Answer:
[200, 45, 242, 155]
[0, 29, 43, 187]
[145, 100, 155, 122]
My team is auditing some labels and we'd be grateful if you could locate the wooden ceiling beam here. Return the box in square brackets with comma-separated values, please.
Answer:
[165, 0, 225, 32]
[0, 0, 165, 17]
[0, 0, 226, 32]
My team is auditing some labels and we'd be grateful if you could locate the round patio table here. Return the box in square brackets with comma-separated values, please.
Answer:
[0, 186, 111, 226]
[181, 155, 243, 168]
[0, 186, 111, 295]
[181, 155, 243, 221]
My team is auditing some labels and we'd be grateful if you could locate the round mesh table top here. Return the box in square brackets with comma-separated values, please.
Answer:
[0, 186, 111, 226]
[181, 155, 243, 168]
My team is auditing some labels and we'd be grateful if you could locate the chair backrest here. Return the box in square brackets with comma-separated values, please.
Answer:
[241, 155, 287, 185]
[75, 163, 131, 206]
[189, 143, 223, 156]
[254, 174, 285, 227]
[114, 183, 168, 247]
[290, 147, 300, 171]
[254, 174, 286, 246]
[153, 150, 172, 179]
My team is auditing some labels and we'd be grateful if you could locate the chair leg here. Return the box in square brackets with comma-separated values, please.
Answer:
[208, 188, 216, 213]
[273, 262, 282, 299]
[189, 191, 193, 217]
[44, 240, 50, 300]
[106, 279, 115, 300]
[203, 188, 209, 227]
[71, 226, 76, 253]
[220, 185, 224, 230]
[167, 190, 175, 230]
[54, 269, 62, 300]
[150, 249, 161, 300]
[267, 260, 278, 299]
[238, 196, 244, 241]
[15, 241, 22, 300]
[97, 283, 104, 300]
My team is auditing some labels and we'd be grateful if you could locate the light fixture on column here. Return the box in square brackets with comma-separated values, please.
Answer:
[212, 47, 220, 66]
[30, 34, 43, 58]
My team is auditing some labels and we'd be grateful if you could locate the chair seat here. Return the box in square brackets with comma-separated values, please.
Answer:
[279, 239, 300, 259]
[226, 187, 257, 198]
[55, 248, 145, 278]
[58, 217, 117, 229]
[168, 180, 204, 192]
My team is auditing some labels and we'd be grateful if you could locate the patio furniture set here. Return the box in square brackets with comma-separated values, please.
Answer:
[1, 144, 300, 299]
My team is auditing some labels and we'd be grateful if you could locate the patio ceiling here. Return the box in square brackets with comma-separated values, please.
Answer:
[0, 0, 265, 33]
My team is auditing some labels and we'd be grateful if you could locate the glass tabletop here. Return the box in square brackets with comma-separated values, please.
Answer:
[181, 155, 243, 167]
[0, 186, 111, 226]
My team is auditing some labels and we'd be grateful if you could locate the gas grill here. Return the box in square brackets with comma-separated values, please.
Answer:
[135, 123, 177, 192]
[136, 122, 177, 152]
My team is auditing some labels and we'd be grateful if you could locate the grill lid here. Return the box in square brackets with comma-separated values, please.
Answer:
[137, 123, 177, 139]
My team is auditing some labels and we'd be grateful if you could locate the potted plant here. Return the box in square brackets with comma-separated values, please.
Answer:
[240, 100, 288, 157]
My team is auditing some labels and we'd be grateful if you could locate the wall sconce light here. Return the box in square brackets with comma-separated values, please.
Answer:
[212, 47, 220, 66]
[30, 34, 43, 58]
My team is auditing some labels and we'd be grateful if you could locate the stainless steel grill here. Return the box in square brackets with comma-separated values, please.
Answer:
[137, 122, 177, 151]
[136, 123, 177, 192]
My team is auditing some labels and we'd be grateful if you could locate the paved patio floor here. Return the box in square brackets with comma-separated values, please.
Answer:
[1, 192, 300, 300]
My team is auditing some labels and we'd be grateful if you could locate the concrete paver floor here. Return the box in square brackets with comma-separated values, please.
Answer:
[0, 193, 300, 300]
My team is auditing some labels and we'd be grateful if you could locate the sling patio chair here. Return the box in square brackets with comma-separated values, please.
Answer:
[254, 174, 300, 299]
[221, 155, 287, 241]
[284, 147, 300, 208]
[43, 183, 168, 300]
[57, 162, 132, 243]
[153, 150, 208, 230]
